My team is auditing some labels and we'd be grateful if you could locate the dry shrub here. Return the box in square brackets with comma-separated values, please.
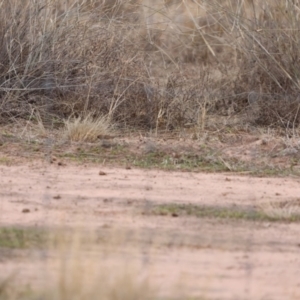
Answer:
[210, 0, 300, 128]
[81, 0, 141, 21]
[141, 0, 228, 64]
[0, 0, 157, 128]
[3, 0, 300, 131]
[157, 66, 224, 130]
[0, 0, 227, 130]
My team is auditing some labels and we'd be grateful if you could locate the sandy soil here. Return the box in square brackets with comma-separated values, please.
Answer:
[1, 161, 300, 299]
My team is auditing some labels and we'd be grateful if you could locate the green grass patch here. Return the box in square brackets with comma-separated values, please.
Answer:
[150, 203, 300, 223]
[0, 157, 11, 165]
[0, 227, 48, 249]
[57, 143, 128, 164]
[131, 152, 231, 172]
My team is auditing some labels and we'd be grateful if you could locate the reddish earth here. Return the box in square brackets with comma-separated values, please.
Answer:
[1, 159, 300, 299]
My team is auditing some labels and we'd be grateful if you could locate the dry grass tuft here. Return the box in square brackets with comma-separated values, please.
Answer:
[64, 114, 111, 142]
[259, 200, 300, 221]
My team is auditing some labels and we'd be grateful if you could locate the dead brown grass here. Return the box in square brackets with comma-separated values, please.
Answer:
[208, 0, 300, 128]
[0, 0, 300, 132]
[64, 114, 111, 142]
[0, 229, 156, 300]
[0, 0, 155, 128]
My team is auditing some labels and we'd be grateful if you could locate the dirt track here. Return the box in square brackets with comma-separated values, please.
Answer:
[1, 161, 300, 299]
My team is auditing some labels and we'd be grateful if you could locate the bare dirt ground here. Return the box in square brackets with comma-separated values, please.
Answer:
[1, 156, 300, 299]
[1, 123, 300, 299]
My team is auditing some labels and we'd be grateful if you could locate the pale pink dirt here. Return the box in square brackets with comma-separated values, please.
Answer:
[1, 162, 300, 299]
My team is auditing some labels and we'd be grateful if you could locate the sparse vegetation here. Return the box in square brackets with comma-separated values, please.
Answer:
[260, 200, 300, 220]
[0, 227, 47, 249]
[150, 202, 300, 222]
